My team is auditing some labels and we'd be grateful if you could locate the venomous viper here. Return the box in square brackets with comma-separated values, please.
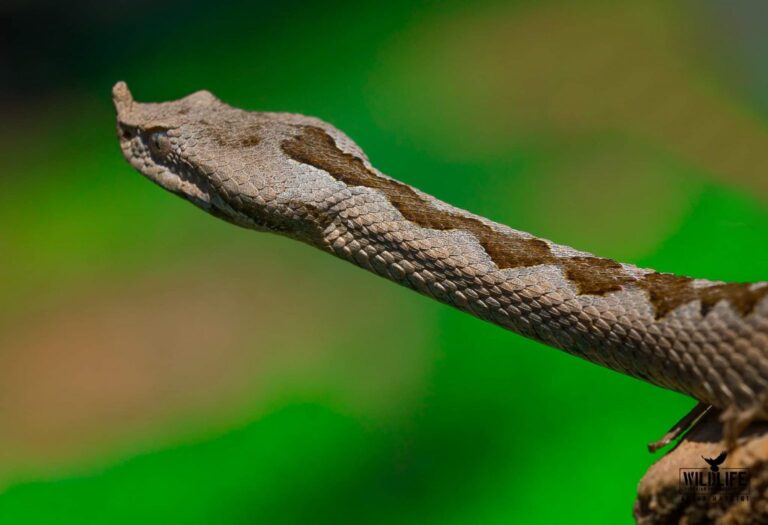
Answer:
[113, 82, 768, 449]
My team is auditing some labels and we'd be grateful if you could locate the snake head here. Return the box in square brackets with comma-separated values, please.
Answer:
[112, 81, 359, 237]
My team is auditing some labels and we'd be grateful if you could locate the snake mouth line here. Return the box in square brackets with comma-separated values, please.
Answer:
[118, 124, 214, 209]
[117, 122, 267, 231]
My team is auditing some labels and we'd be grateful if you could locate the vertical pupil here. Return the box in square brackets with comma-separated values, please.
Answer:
[151, 132, 167, 153]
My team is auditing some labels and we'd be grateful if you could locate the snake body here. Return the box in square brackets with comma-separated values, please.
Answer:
[113, 82, 768, 441]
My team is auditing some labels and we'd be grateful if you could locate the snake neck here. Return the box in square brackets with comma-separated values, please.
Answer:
[295, 170, 768, 415]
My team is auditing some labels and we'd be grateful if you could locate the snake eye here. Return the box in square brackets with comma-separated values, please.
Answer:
[148, 131, 171, 156]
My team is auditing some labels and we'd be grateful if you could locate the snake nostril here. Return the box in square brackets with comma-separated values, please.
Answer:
[120, 125, 134, 140]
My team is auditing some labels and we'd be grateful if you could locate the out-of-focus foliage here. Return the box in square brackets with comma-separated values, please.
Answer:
[0, 0, 766, 523]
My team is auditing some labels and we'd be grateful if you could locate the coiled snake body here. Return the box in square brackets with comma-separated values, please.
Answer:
[113, 82, 768, 446]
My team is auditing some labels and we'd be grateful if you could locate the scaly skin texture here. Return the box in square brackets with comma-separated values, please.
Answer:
[112, 82, 768, 443]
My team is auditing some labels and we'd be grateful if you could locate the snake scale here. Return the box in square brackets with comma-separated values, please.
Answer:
[113, 82, 768, 446]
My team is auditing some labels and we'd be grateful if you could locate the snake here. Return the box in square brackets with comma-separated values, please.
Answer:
[112, 81, 768, 447]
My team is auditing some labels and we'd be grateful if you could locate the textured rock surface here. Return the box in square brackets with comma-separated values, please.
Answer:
[636, 410, 768, 524]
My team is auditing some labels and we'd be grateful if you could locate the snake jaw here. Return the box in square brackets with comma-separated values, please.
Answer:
[113, 82, 221, 212]
[112, 82, 309, 233]
[115, 123, 212, 210]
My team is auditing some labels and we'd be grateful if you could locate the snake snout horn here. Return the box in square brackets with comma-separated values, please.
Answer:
[112, 81, 134, 116]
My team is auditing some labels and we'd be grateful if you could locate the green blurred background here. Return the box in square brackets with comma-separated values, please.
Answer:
[1, 0, 766, 523]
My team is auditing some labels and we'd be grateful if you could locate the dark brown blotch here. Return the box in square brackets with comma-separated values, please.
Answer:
[475, 232, 557, 270]
[698, 282, 768, 317]
[562, 257, 637, 295]
[211, 124, 261, 148]
[635, 272, 694, 318]
[238, 134, 261, 147]
[637, 272, 767, 318]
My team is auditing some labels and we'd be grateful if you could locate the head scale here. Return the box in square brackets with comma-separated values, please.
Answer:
[112, 81, 355, 239]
